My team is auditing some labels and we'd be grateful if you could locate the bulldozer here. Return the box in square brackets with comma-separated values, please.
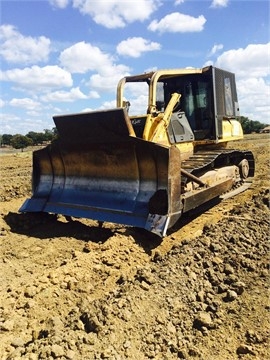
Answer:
[20, 66, 255, 237]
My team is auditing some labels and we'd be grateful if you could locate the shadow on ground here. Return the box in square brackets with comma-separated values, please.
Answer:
[4, 196, 221, 254]
[4, 211, 162, 254]
[4, 212, 113, 243]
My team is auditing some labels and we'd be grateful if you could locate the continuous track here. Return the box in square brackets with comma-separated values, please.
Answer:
[180, 148, 255, 200]
[181, 149, 255, 178]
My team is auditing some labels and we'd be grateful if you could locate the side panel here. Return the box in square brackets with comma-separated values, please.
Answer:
[212, 67, 239, 138]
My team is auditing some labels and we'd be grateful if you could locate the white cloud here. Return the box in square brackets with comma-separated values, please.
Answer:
[59, 41, 113, 73]
[116, 37, 161, 58]
[213, 43, 270, 122]
[123, 82, 149, 99]
[144, 66, 158, 73]
[59, 42, 131, 96]
[80, 101, 117, 113]
[49, 0, 70, 9]
[40, 87, 88, 102]
[72, 0, 159, 28]
[0, 99, 5, 107]
[215, 43, 270, 78]
[9, 98, 41, 110]
[148, 12, 206, 33]
[208, 43, 223, 56]
[88, 73, 122, 93]
[88, 90, 100, 99]
[0, 113, 21, 134]
[210, 0, 229, 8]
[237, 77, 270, 122]
[0, 24, 51, 64]
[87, 64, 131, 93]
[27, 110, 44, 117]
[99, 100, 118, 110]
[1, 65, 73, 90]
[81, 107, 94, 113]
[127, 94, 149, 115]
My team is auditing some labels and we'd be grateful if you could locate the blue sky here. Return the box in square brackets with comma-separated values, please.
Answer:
[0, 0, 269, 135]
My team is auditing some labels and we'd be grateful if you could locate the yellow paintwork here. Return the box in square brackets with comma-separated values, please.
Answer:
[117, 68, 244, 154]
[143, 93, 181, 142]
[175, 142, 194, 160]
[221, 118, 244, 141]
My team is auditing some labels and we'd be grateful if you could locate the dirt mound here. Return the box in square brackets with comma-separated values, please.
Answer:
[0, 152, 32, 202]
[0, 135, 269, 359]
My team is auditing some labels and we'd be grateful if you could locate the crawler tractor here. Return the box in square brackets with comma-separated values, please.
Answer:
[20, 66, 255, 236]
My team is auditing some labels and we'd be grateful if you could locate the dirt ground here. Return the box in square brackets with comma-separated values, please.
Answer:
[0, 134, 269, 360]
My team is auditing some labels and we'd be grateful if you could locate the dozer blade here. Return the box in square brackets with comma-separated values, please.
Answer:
[20, 108, 182, 237]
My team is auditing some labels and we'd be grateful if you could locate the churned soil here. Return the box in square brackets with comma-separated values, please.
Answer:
[0, 134, 269, 360]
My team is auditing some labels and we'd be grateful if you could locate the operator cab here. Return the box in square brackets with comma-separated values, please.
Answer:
[161, 72, 214, 140]
[120, 66, 240, 143]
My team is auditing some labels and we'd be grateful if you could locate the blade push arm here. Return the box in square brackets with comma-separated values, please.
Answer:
[143, 93, 181, 143]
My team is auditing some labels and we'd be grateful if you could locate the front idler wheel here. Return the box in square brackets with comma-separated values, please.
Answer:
[238, 159, 249, 179]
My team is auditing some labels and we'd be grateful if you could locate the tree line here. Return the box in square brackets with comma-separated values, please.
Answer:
[238, 116, 268, 134]
[0, 128, 58, 150]
[0, 117, 268, 151]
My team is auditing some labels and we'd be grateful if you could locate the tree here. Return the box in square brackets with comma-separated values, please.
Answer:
[11, 134, 33, 151]
[25, 129, 57, 144]
[239, 116, 268, 134]
[26, 131, 45, 145]
[1, 134, 13, 146]
[43, 128, 57, 141]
